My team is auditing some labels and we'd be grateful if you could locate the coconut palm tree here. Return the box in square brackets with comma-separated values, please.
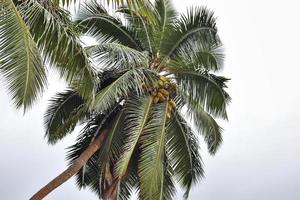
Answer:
[30, 0, 230, 199]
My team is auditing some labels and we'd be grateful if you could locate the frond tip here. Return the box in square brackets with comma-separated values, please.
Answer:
[0, 0, 47, 111]
[167, 110, 204, 198]
[44, 90, 86, 144]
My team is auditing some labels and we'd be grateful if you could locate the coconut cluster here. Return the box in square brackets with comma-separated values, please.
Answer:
[142, 75, 177, 118]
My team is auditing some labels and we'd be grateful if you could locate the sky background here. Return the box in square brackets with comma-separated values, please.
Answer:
[1, 0, 300, 199]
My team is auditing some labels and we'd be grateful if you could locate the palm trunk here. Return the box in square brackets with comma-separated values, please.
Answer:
[30, 131, 108, 200]
[103, 178, 120, 200]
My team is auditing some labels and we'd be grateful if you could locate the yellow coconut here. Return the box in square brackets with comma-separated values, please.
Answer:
[159, 88, 169, 96]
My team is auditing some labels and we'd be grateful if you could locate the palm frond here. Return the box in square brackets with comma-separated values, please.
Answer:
[76, 1, 142, 50]
[20, 1, 96, 98]
[87, 41, 149, 70]
[44, 89, 86, 144]
[0, 0, 47, 111]
[186, 96, 223, 154]
[172, 36, 224, 72]
[118, 7, 154, 53]
[97, 107, 125, 174]
[161, 7, 219, 61]
[138, 102, 168, 200]
[106, 0, 156, 25]
[161, 156, 175, 200]
[116, 95, 153, 177]
[169, 65, 230, 119]
[167, 110, 204, 198]
[118, 150, 139, 200]
[92, 68, 156, 113]
[153, 0, 177, 55]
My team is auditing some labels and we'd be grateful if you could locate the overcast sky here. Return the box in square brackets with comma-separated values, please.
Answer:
[1, 0, 300, 199]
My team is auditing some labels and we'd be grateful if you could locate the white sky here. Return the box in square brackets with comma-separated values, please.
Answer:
[1, 0, 300, 199]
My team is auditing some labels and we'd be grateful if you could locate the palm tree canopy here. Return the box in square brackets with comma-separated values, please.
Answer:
[43, 0, 230, 199]
[0, 0, 230, 199]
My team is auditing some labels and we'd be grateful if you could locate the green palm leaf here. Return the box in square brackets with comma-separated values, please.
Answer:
[99, 108, 125, 162]
[167, 110, 204, 198]
[138, 102, 168, 200]
[116, 95, 153, 177]
[44, 90, 86, 144]
[172, 36, 224, 72]
[169, 66, 230, 118]
[187, 98, 223, 154]
[0, 0, 47, 111]
[92, 68, 156, 113]
[20, 1, 95, 97]
[75, 1, 142, 50]
[87, 41, 149, 70]
[118, 150, 139, 200]
[107, 0, 156, 25]
[153, 0, 177, 54]
[162, 7, 218, 60]
[161, 157, 175, 200]
[118, 7, 154, 53]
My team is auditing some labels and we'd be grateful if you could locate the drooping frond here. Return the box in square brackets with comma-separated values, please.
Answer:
[138, 102, 168, 200]
[97, 108, 125, 168]
[162, 6, 218, 60]
[87, 41, 149, 70]
[92, 68, 157, 113]
[116, 95, 153, 177]
[172, 36, 224, 72]
[185, 96, 223, 155]
[75, 1, 142, 50]
[44, 89, 86, 144]
[118, 150, 139, 200]
[169, 65, 230, 119]
[167, 110, 204, 198]
[0, 0, 47, 111]
[19, 1, 95, 97]
[161, 156, 176, 200]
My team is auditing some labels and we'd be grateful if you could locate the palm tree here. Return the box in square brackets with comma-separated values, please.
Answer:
[30, 0, 230, 199]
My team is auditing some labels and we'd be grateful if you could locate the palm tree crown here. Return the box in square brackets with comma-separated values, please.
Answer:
[43, 0, 230, 199]
[1, 0, 230, 199]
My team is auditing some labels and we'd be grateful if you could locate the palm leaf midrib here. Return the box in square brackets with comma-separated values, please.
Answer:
[12, 1, 36, 107]
[81, 14, 141, 50]
[118, 96, 153, 177]
[173, 69, 227, 101]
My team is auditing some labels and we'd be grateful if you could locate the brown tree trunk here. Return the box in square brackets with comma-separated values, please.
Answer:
[30, 131, 108, 200]
[103, 178, 120, 200]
